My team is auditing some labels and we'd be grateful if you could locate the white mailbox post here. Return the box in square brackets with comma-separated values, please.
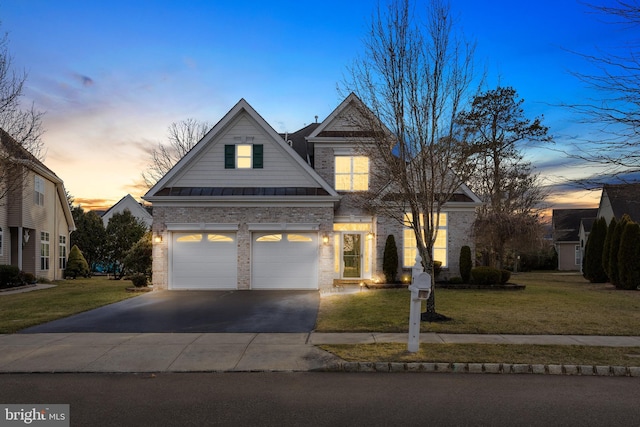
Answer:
[408, 256, 432, 352]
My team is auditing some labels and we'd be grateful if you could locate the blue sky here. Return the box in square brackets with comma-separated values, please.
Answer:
[1, 0, 627, 211]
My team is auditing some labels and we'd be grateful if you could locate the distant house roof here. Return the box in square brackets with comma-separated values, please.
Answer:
[552, 208, 598, 242]
[102, 194, 153, 228]
[281, 122, 320, 167]
[600, 183, 640, 223]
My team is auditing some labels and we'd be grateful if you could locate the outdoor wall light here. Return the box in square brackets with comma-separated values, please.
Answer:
[322, 234, 330, 245]
[154, 234, 163, 243]
[366, 232, 375, 240]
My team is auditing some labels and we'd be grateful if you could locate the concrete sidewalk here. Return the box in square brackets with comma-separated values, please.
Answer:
[0, 332, 639, 374]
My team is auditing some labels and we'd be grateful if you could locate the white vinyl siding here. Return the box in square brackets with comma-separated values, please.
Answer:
[172, 114, 317, 188]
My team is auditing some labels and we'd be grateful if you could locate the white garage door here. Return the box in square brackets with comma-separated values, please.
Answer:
[171, 232, 237, 290]
[252, 232, 318, 289]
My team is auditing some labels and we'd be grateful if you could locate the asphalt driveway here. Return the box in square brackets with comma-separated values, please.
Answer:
[19, 290, 319, 333]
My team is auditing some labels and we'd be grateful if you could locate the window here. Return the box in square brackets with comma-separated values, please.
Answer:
[335, 156, 369, 191]
[59, 236, 67, 270]
[403, 213, 447, 268]
[575, 244, 581, 266]
[225, 144, 263, 169]
[34, 175, 45, 206]
[40, 232, 50, 271]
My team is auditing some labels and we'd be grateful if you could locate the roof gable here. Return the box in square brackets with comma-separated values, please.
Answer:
[552, 208, 598, 242]
[308, 93, 385, 141]
[600, 183, 640, 222]
[144, 99, 338, 200]
[102, 194, 152, 227]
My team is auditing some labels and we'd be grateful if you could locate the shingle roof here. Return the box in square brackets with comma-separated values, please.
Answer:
[552, 208, 598, 242]
[603, 183, 640, 222]
[153, 187, 331, 197]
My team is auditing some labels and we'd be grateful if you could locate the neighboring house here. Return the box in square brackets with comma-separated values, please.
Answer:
[596, 183, 640, 224]
[552, 208, 597, 271]
[101, 194, 153, 229]
[0, 129, 75, 280]
[143, 94, 481, 290]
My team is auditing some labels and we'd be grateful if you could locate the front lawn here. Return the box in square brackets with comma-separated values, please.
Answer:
[0, 277, 139, 333]
[316, 272, 640, 335]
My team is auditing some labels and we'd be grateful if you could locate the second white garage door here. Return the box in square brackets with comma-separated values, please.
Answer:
[252, 232, 318, 289]
[171, 232, 237, 290]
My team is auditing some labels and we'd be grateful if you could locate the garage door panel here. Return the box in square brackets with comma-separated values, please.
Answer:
[171, 232, 237, 290]
[252, 232, 318, 289]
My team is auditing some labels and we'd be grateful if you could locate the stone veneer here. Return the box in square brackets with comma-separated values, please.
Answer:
[152, 205, 334, 290]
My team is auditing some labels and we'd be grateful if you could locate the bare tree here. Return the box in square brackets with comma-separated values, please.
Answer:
[142, 118, 210, 187]
[0, 31, 45, 159]
[457, 87, 550, 268]
[344, 0, 479, 320]
[566, 1, 640, 182]
[0, 27, 46, 206]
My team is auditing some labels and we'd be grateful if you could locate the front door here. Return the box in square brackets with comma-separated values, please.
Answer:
[342, 233, 362, 278]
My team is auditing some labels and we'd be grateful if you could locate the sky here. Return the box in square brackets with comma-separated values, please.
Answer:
[1, 0, 631, 213]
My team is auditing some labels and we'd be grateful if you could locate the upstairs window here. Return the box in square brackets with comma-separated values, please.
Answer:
[335, 156, 369, 191]
[34, 175, 45, 206]
[225, 144, 263, 169]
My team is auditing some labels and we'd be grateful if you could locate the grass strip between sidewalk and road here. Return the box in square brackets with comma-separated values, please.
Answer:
[316, 272, 640, 335]
[319, 343, 640, 367]
[0, 277, 138, 333]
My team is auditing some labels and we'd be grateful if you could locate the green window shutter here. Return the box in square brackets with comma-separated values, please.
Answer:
[224, 145, 235, 169]
[253, 144, 263, 169]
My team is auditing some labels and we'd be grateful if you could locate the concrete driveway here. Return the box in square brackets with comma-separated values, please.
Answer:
[19, 290, 319, 333]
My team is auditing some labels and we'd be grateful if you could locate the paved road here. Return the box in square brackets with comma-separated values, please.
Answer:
[1, 372, 638, 426]
[19, 290, 319, 333]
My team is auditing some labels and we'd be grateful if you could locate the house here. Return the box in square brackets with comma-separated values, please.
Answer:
[596, 183, 640, 224]
[0, 129, 75, 281]
[143, 94, 481, 290]
[552, 208, 597, 271]
[101, 194, 153, 229]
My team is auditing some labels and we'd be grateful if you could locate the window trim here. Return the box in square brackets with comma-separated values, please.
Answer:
[40, 231, 50, 271]
[59, 235, 67, 270]
[34, 175, 45, 206]
[403, 212, 448, 268]
[334, 155, 369, 191]
[224, 144, 264, 169]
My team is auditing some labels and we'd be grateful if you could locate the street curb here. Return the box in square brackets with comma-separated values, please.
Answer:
[317, 362, 640, 376]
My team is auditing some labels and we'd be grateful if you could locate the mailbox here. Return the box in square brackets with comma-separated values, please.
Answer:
[409, 272, 432, 301]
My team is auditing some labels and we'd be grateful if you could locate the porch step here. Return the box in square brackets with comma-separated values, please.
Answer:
[333, 279, 373, 288]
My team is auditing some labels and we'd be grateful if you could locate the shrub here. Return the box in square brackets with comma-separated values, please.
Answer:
[617, 221, 640, 290]
[459, 245, 472, 283]
[583, 217, 608, 283]
[130, 273, 148, 288]
[500, 269, 511, 285]
[448, 276, 464, 285]
[19, 272, 36, 284]
[64, 245, 90, 279]
[602, 217, 617, 280]
[471, 266, 501, 286]
[609, 215, 631, 288]
[382, 235, 399, 283]
[433, 261, 442, 278]
[124, 232, 152, 277]
[0, 265, 21, 287]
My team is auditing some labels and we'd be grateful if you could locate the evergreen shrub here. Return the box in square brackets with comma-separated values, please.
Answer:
[382, 235, 399, 283]
[471, 266, 501, 285]
[459, 245, 472, 283]
[617, 221, 640, 290]
[64, 245, 90, 279]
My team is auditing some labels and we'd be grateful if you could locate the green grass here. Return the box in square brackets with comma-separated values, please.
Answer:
[317, 272, 640, 335]
[320, 343, 640, 366]
[0, 277, 139, 333]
